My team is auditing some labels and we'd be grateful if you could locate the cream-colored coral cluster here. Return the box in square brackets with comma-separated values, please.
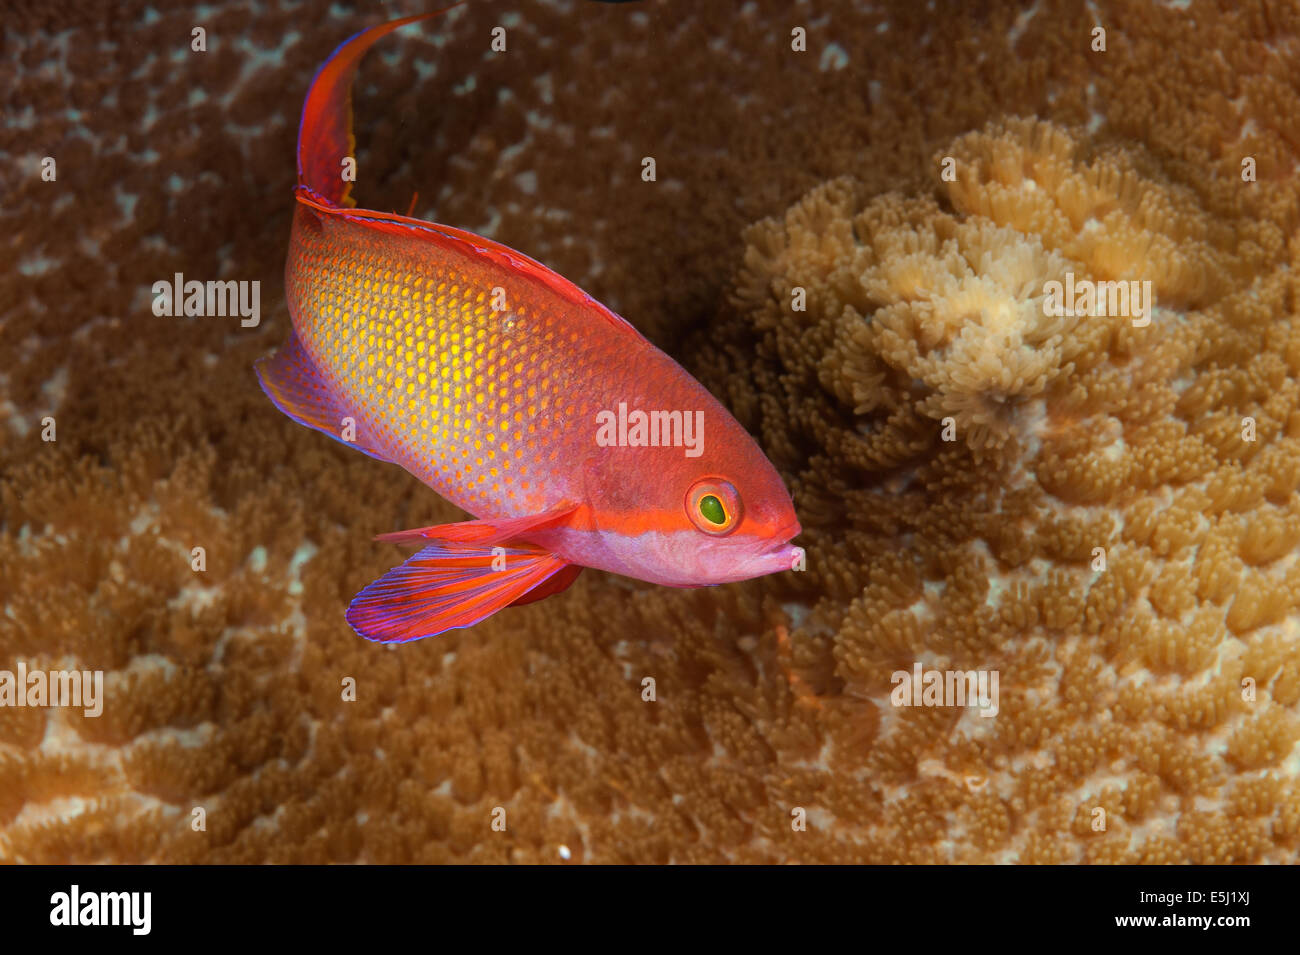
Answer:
[724, 118, 1300, 861]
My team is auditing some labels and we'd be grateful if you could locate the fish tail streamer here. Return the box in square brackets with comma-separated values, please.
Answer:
[296, 5, 464, 208]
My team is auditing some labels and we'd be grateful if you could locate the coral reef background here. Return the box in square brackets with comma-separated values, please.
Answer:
[3, 0, 1299, 862]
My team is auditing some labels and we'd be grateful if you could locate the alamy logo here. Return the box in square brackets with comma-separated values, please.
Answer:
[1042, 271, 1152, 327]
[890, 663, 999, 718]
[50, 885, 151, 935]
[595, 402, 704, 458]
[0, 662, 103, 717]
[151, 272, 261, 327]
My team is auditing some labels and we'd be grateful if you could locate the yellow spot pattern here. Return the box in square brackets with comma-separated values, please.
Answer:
[286, 217, 609, 516]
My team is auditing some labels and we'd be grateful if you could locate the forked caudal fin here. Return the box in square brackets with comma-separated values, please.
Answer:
[296, 5, 464, 208]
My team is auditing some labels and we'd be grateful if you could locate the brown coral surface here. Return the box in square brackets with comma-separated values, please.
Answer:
[2, 0, 1299, 862]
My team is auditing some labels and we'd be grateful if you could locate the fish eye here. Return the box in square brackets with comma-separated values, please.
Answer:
[686, 478, 741, 536]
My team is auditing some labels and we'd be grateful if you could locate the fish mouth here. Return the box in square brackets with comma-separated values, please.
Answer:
[765, 520, 802, 552]
[751, 521, 803, 576]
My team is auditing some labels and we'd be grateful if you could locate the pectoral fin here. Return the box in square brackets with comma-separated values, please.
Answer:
[374, 505, 579, 547]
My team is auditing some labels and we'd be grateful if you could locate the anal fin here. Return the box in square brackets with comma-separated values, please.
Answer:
[256, 331, 391, 462]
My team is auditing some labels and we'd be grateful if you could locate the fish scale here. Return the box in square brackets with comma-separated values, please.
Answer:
[288, 209, 587, 518]
[257, 9, 801, 642]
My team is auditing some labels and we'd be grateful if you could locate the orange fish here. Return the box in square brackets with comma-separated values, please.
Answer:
[258, 9, 802, 642]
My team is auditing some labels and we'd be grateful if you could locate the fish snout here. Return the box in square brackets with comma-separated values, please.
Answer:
[747, 520, 803, 576]
[759, 540, 804, 576]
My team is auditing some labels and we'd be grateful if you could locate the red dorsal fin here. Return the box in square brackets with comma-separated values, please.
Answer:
[297, 6, 464, 208]
[346, 540, 574, 642]
[294, 7, 644, 341]
[296, 194, 645, 340]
